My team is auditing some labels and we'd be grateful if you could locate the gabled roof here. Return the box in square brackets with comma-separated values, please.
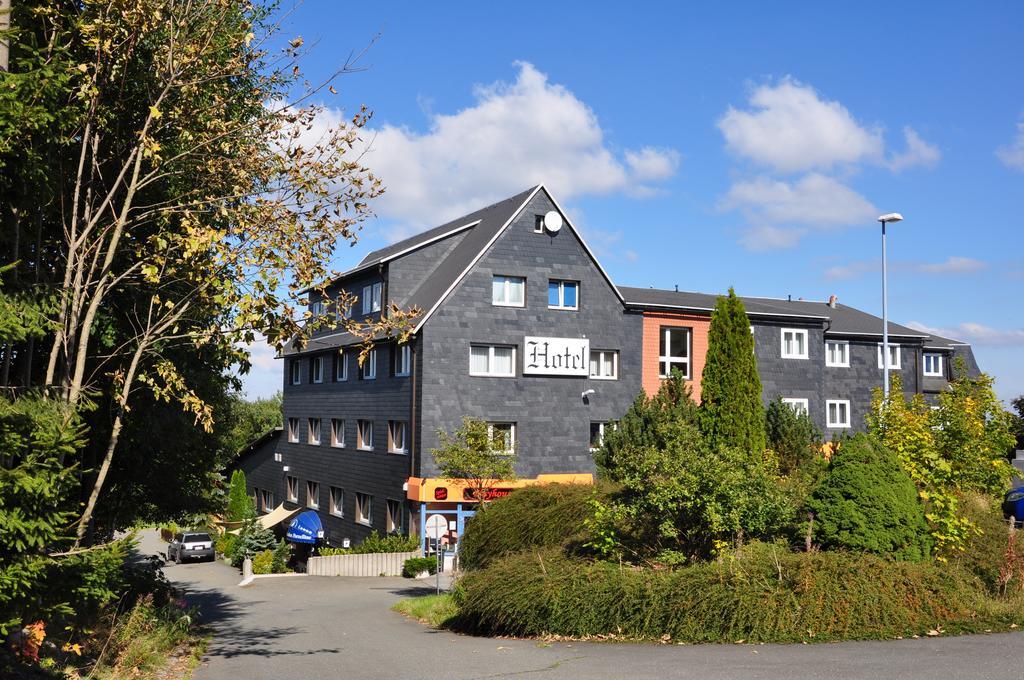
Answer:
[618, 286, 930, 339]
[286, 185, 624, 355]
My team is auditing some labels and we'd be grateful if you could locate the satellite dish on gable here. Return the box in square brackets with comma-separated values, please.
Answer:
[543, 210, 563, 233]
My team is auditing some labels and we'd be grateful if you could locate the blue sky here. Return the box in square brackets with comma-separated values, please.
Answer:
[241, 1, 1024, 403]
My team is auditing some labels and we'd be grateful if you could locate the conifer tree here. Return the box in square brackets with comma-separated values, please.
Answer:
[700, 288, 766, 454]
[226, 470, 255, 522]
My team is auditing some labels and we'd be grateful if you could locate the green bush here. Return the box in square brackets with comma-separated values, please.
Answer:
[596, 371, 791, 561]
[318, 531, 419, 556]
[454, 546, 1016, 642]
[272, 539, 290, 573]
[459, 483, 601, 571]
[403, 556, 439, 577]
[955, 493, 1020, 595]
[806, 434, 932, 561]
[232, 517, 276, 568]
[251, 549, 275, 575]
[766, 396, 822, 475]
[216, 532, 238, 558]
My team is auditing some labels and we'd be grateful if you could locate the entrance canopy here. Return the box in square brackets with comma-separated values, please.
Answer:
[286, 510, 324, 544]
[228, 503, 302, 535]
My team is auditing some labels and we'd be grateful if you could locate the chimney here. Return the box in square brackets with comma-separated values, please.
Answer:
[828, 294, 838, 309]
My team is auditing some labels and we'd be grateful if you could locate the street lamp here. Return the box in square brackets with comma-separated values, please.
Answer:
[878, 212, 904, 399]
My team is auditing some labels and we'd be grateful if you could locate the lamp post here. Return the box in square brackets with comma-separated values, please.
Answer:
[878, 212, 903, 399]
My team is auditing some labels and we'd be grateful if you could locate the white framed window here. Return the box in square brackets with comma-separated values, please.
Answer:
[469, 344, 516, 377]
[287, 417, 299, 443]
[923, 353, 943, 377]
[394, 344, 411, 377]
[781, 328, 809, 359]
[388, 420, 407, 454]
[306, 481, 319, 509]
[339, 292, 354, 319]
[782, 398, 809, 416]
[355, 492, 373, 526]
[659, 327, 691, 379]
[548, 280, 579, 310]
[360, 349, 377, 380]
[825, 340, 849, 367]
[491, 275, 526, 307]
[310, 299, 326, 317]
[488, 422, 516, 454]
[589, 350, 619, 380]
[311, 356, 324, 383]
[533, 215, 545, 233]
[259, 489, 273, 512]
[286, 475, 298, 503]
[357, 419, 374, 451]
[826, 399, 851, 428]
[330, 418, 345, 448]
[335, 351, 348, 381]
[589, 422, 608, 451]
[361, 282, 382, 315]
[290, 359, 301, 385]
[274, 452, 282, 462]
[329, 487, 344, 517]
[877, 343, 902, 370]
[386, 499, 405, 534]
[307, 417, 321, 445]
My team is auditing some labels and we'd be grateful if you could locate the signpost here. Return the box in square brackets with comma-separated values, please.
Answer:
[425, 514, 447, 594]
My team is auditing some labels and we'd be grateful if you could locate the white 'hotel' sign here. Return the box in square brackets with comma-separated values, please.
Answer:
[523, 336, 589, 376]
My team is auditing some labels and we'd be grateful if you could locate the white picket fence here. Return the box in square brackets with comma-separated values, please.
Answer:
[306, 550, 420, 577]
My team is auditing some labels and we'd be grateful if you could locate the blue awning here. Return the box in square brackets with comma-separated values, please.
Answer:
[286, 510, 324, 544]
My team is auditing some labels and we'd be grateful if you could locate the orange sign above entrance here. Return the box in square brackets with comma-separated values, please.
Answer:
[405, 473, 593, 504]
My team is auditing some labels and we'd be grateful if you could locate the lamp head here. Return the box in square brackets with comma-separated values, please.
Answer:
[877, 213, 903, 224]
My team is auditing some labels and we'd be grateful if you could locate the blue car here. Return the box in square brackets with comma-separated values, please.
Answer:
[1002, 488, 1024, 524]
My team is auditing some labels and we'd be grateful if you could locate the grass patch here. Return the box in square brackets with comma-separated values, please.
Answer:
[392, 594, 460, 628]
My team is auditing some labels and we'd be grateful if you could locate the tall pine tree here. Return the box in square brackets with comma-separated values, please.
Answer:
[700, 288, 766, 454]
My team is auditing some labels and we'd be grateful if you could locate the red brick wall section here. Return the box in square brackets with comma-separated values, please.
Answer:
[641, 311, 711, 402]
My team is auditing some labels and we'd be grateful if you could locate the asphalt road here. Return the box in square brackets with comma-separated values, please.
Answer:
[137, 530, 1024, 680]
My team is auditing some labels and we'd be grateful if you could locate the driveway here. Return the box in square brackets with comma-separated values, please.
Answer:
[137, 530, 1024, 680]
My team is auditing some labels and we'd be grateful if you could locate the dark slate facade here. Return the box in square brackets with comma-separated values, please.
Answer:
[236, 185, 984, 545]
[417, 189, 642, 477]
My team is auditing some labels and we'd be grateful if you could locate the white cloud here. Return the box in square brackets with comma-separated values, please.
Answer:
[917, 256, 987, 274]
[888, 127, 941, 172]
[826, 256, 988, 280]
[996, 121, 1024, 170]
[906, 321, 1024, 347]
[331, 62, 679, 231]
[625, 147, 681, 181]
[824, 260, 878, 281]
[716, 79, 944, 251]
[718, 77, 884, 174]
[234, 334, 282, 399]
[722, 173, 876, 250]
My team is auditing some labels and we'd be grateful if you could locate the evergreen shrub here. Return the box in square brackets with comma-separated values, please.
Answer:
[765, 396, 822, 475]
[806, 434, 932, 561]
[458, 483, 601, 571]
[403, 556, 438, 577]
[251, 550, 275, 575]
[318, 531, 419, 556]
[454, 546, 1009, 642]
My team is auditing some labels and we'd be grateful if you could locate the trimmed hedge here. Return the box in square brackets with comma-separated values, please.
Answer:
[459, 483, 602, 571]
[455, 545, 1021, 642]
